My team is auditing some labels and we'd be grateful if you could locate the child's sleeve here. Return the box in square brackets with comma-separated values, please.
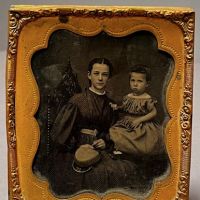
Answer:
[146, 98, 157, 111]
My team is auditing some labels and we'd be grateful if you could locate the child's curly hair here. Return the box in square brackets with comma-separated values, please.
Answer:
[129, 65, 151, 82]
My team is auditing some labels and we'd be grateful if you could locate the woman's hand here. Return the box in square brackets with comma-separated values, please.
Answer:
[92, 139, 106, 150]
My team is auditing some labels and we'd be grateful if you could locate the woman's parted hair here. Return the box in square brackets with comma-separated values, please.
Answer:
[129, 64, 151, 82]
[88, 57, 113, 77]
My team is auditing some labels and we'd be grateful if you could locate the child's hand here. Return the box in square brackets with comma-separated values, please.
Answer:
[132, 118, 142, 128]
[109, 103, 118, 111]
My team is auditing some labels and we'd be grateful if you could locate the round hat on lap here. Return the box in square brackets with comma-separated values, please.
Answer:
[74, 145, 101, 168]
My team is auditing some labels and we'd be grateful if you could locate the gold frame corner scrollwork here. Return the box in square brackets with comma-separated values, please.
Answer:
[6, 6, 194, 200]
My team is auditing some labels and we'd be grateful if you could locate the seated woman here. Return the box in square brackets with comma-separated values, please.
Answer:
[47, 58, 168, 197]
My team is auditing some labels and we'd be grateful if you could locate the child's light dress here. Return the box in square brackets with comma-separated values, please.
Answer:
[109, 94, 164, 155]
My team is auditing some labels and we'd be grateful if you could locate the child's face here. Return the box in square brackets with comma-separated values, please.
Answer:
[130, 72, 148, 95]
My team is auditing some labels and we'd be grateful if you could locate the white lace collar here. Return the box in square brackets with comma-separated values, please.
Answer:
[89, 87, 106, 95]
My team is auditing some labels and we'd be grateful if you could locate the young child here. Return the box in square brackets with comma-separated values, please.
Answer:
[109, 66, 164, 156]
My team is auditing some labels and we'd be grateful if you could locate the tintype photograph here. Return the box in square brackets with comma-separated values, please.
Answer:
[6, 5, 194, 200]
[32, 30, 171, 197]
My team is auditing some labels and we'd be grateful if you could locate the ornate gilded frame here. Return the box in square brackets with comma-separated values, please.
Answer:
[6, 5, 194, 200]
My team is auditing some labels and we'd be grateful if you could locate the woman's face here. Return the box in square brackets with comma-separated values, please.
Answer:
[130, 72, 148, 96]
[88, 63, 110, 93]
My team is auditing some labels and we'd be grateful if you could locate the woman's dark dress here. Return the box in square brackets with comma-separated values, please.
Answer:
[47, 89, 167, 196]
